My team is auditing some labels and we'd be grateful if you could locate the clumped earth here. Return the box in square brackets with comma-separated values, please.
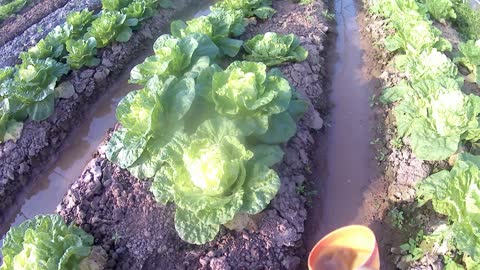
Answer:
[0, 0, 200, 223]
[57, 1, 330, 269]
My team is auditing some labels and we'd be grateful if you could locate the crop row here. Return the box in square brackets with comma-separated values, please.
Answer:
[0, 0, 311, 268]
[0, 0, 173, 144]
[371, 0, 480, 267]
[0, 0, 28, 21]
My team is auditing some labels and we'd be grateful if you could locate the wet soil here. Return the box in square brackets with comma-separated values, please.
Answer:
[0, 0, 209, 227]
[57, 1, 330, 269]
[0, 0, 71, 47]
[304, 0, 377, 248]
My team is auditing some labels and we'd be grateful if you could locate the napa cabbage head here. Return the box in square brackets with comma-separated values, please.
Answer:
[151, 118, 283, 244]
[243, 32, 308, 66]
[66, 9, 94, 38]
[202, 61, 304, 143]
[0, 214, 94, 270]
[381, 77, 480, 160]
[86, 11, 132, 48]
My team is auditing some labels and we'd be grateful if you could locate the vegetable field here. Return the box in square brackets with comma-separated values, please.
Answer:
[0, 0, 479, 268]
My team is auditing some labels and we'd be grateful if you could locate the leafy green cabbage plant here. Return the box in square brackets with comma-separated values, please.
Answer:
[202, 61, 303, 144]
[86, 11, 132, 48]
[10, 57, 69, 121]
[151, 118, 282, 244]
[381, 77, 480, 161]
[106, 76, 196, 179]
[394, 48, 459, 83]
[130, 34, 219, 85]
[65, 37, 100, 69]
[66, 9, 94, 38]
[0, 214, 94, 270]
[171, 8, 247, 57]
[211, 0, 275, 19]
[416, 153, 480, 264]
[243, 32, 308, 66]
[422, 0, 456, 23]
[455, 40, 480, 86]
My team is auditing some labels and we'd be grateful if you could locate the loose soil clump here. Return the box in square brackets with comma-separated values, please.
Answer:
[57, 1, 330, 269]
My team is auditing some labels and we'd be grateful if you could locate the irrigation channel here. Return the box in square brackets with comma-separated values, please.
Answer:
[0, 2, 213, 242]
[305, 0, 376, 250]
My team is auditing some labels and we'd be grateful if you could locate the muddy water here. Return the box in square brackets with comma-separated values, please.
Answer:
[305, 0, 376, 249]
[0, 2, 213, 240]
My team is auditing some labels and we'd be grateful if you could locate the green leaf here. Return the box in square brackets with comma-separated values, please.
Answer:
[27, 94, 55, 121]
[106, 128, 149, 169]
[174, 208, 219, 245]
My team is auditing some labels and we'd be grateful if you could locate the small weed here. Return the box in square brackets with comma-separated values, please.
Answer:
[306, 15, 314, 23]
[375, 150, 386, 162]
[112, 230, 123, 245]
[36, 26, 44, 33]
[388, 207, 404, 229]
[322, 10, 335, 20]
[296, 184, 318, 207]
[400, 231, 425, 262]
[370, 138, 380, 145]
[390, 137, 403, 149]
[305, 164, 312, 174]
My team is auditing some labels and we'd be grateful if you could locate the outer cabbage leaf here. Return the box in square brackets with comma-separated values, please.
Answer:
[0, 214, 93, 270]
[417, 154, 480, 260]
[243, 32, 308, 66]
[381, 77, 480, 160]
[150, 118, 282, 244]
[101, 0, 130, 11]
[455, 40, 480, 86]
[65, 37, 100, 69]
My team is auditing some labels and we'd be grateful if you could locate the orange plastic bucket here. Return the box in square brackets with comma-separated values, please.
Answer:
[308, 225, 380, 270]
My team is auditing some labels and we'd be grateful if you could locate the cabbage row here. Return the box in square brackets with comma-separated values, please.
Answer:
[0, 0, 173, 143]
[0, 0, 28, 21]
[371, 0, 480, 267]
[106, 0, 309, 244]
[373, 0, 480, 161]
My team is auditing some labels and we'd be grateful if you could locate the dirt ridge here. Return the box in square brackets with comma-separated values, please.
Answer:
[57, 0, 330, 269]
